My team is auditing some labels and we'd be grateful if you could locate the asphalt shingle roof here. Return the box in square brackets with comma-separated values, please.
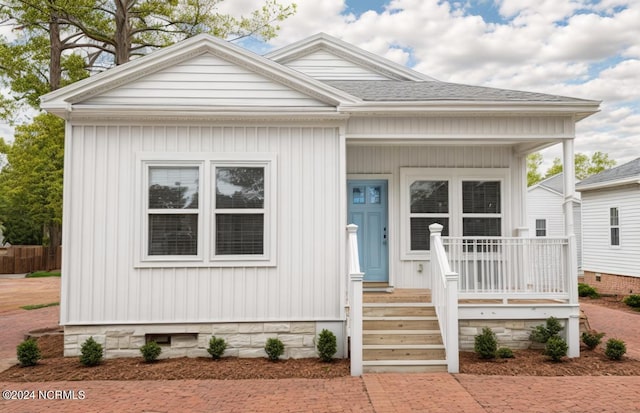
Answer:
[577, 157, 640, 188]
[537, 173, 565, 193]
[324, 80, 593, 103]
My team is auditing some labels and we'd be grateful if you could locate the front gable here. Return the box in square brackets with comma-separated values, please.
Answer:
[41, 34, 359, 118]
[266, 33, 434, 81]
[82, 52, 332, 108]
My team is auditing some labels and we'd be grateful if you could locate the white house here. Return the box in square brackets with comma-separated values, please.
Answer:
[41, 33, 599, 374]
[576, 158, 640, 295]
[527, 173, 583, 272]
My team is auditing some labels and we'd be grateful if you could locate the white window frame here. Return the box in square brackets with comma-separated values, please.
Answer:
[400, 168, 509, 260]
[210, 161, 274, 263]
[135, 153, 276, 268]
[535, 219, 547, 237]
[609, 207, 620, 247]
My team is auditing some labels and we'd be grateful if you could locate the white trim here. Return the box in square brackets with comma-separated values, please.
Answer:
[134, 152, 277, 268]
[609, 206, 620, 248]
[400, 168, 510, 260]
[347, 174, 395, 287]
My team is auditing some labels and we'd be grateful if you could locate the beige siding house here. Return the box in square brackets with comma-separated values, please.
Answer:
[41, 33, 600, 374]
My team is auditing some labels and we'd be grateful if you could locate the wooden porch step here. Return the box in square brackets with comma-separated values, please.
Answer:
[363, 360, 448, 373]
[363, 282, 394, 292]
[363, 332, 443, 345]
[363, 317, 440, 331]
[364, 291, 431, 303]
[363, 303, 436, 317]
[363, 345, 446, 361]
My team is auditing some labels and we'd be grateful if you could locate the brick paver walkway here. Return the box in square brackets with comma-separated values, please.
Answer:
[581, 302, 640, 360]
[2, 278, 640, 412]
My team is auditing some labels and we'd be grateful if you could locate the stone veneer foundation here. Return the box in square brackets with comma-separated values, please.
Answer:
[64, 321, 341, 359]
[458, 319, 566, 350]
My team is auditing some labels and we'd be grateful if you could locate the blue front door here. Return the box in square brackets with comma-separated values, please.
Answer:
[347, 180, 389, 282]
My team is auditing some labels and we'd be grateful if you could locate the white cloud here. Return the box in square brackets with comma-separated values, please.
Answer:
[265, 0, 640, 167]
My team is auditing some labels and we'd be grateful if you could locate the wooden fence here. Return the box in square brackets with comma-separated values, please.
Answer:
[0, 246, 62, 274]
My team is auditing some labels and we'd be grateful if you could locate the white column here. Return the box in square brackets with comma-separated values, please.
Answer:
[445, 272, 459, 373]
[563, 139, 580, 357]
[347, 224, 364, 376]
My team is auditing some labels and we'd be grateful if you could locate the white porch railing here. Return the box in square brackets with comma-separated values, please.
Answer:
[443, 237, 570, 302]
[346, 224, 363, 377]
[429, 224, 459, 374]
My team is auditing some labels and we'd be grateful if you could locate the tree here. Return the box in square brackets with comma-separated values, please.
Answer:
[0, 113, 64, 246]
[527, 152, 544, 186]
[0, 0, 296, 246]
[545, 152, 616, 180]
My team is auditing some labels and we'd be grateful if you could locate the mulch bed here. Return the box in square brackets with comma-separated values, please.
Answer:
[1, 298, 638, 381]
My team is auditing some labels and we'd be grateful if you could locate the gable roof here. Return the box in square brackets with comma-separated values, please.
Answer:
[529, 173, 565, 194]
[576, 158, 640, 191]
[40, 33, 360, 117]
[265, 33, 434, 81]
[40, 32, 601, 122]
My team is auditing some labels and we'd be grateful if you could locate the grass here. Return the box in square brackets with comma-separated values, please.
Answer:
[21, 302, 59, 310]
[26, 271, 61, 278]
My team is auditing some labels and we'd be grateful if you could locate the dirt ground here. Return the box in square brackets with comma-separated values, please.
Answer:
[0, 277, 61, 313]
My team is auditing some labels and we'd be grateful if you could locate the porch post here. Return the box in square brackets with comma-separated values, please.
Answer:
[347, 224, 364, 376]
[563, 139, 580, 357]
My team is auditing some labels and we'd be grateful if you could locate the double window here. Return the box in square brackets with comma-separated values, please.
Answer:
[401, 168, 506, 259]
[138, 154, 276, 267]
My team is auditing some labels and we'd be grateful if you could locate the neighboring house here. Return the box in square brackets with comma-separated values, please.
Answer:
[576, 158, 640, 295]
[41, 33, 599, 374]
[527, 173, 583, 273]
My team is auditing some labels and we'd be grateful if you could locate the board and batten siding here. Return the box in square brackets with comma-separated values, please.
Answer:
[581, 186, 640, 278]
[82, 54, 331, 108]
[347, 145, 522, 288]
[283, 50, 391, 80]
[62, 124, 342, 325]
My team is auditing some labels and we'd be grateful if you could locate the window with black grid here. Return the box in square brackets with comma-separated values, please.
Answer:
[610, 207, 620, 246]
[409, 180, 449, 250]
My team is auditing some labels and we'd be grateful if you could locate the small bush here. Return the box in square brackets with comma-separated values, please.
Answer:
[17, 338, 41, 367]
[530, 317, 563, 343]
[474, 327, 498, 359]
[605, 339, 627, 360]
[265, 337, 285, 361]
[317, 329, 337, 362]
[496, 347, 514, 359]
[544, 336, 568, 362]
[207, 336, 227, 360]
[581, 331, 605, 350]
[140, 341, 162, 363]
[623, 294, 640, 308]
[578, 283, 600, 298]
[79, 337, 103, 366]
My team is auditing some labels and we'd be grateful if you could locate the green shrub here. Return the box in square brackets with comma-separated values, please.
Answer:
[530, 317, 563, 343]
[578, 283, 600, 298]
[16, 338, 41, 367]
[581, 331, 605, 350]
[623, 294, 640, 308]
[265, 337, 285, 361]
[474, 327, 498, 359]
[496, 347, 514, 359]
[544, 336, 568, 362]
[79, 337, 103, 366]
[207, 336, 227, 360]
[604, 339, 627, 360]
[317, 329, 337, 362]
[140, 341, 162, 363]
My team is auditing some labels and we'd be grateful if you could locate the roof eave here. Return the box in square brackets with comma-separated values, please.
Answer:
[576, 177, 640, 192]
[338, 100, 601, 116]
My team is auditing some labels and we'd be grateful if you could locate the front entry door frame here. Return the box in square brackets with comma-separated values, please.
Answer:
[347, 174, 395, 286]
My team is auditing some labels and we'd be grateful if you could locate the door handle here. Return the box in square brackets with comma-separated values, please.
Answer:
[383, 227, 387, 243]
